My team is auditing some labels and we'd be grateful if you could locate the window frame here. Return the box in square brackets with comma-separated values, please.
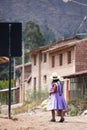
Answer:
[33, 54, 36, 65]
[43, 75, 47, 84]
[59, 53, 63, 66]
[44, 53, 47, 63]
[51, 55, 55, 67]
[67, 51, 71, 64]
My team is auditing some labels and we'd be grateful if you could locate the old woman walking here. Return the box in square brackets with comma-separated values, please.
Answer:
[47, 72, 67, 122]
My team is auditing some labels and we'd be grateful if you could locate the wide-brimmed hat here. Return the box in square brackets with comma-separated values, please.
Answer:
[50, 72, 59, 80]
[50, 72, 64, 81]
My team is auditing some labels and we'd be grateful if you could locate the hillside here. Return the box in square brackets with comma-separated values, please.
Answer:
[0, 0, 87, 39]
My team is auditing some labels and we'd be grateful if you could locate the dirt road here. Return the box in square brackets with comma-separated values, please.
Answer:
[0, 108, 87, 130]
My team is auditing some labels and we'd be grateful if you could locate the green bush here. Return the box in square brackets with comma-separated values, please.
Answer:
[0, 80, 14, 89]
[0, 80, 14, 104]
[67, 99, 87, 116]
[69, 107, 79, 116]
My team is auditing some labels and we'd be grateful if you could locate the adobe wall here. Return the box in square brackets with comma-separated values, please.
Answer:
[75, 39, 87, 72]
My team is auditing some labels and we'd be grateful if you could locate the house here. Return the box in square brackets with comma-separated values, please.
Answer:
[26, 37, 87, 102]
[64, 70, 87, 101]
[15, 37, 87, 103]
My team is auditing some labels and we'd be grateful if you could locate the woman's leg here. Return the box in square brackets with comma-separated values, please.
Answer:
[59, 110, 64, 122]
[50, 110, 56, 122]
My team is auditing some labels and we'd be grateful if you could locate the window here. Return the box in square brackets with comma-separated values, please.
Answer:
[52, 56, 55, 67]
[33, 77, 36, 98]
[43, 75, 47, 83]
[34, 77, 36, 91]
[44, 53, 47, 63]
[67, 51, 71, 64]
[59, 53, 63, 66]
[33, 54, 36, 65]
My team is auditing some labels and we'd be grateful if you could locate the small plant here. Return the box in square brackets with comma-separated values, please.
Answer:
[67, 99, 87, 116]
[69, 108, 79, 116]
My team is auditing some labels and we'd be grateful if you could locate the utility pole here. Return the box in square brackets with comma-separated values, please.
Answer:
[22, 41, 25, 102]
[13, 57, 16, 103]
[8, 23, 11, 119]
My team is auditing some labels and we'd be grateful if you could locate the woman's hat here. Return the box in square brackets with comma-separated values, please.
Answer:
[50, 72, 64, 81]
[50, 72, 59, 80]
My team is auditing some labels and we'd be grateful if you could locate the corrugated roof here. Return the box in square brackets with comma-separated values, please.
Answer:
[64, 70, 87, 78]
[16, 62, 31, 69]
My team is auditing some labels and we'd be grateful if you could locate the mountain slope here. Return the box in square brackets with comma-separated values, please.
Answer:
[0, 0, 87, 38]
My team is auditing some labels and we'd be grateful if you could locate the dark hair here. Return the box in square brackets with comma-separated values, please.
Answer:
[52, 79, 59, 83]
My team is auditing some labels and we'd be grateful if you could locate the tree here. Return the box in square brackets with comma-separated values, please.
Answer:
[23, 21, 45, 50]
[42, 20, 56, 44]
[0, 63, 9, 80]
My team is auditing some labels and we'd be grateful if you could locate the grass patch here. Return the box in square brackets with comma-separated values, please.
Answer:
[13, 100, 42, 114]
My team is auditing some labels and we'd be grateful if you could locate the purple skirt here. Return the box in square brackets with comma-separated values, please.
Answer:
[47, 93, 67, 110]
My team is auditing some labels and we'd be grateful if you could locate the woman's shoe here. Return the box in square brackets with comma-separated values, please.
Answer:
[59, 117, 64, 122]
[50, 119, 56, 122]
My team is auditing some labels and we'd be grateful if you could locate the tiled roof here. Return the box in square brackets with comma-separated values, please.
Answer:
[0, 57, 9, 64]
[26, 36, 83, 54]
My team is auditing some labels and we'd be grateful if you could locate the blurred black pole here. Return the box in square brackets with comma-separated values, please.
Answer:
[8, 56, 11, 119]
[0, 23, 22, 119]
[8, 24, 11, 119]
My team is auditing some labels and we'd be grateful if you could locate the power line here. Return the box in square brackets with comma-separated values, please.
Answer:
[63, 0, 87, 7]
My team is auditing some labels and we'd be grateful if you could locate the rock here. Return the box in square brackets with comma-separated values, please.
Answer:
[81, 110, 87, 116]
